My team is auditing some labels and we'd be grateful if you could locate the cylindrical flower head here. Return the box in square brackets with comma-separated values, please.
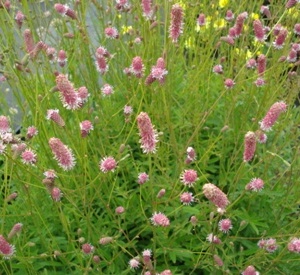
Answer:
[197, 13, 206, 26]
[51, 187, 63, 201]
[55, 74, 79, 110]
[30, 41, 47, 59]
[0, 235, 15, 259]
[47, 109, 65, 127]
[180, 192, 194, 205]
[21, 149, 37, 165]
[49, 137, 76, 170]
[23, 29, 35, 54]
[105, 27, 119, 39]
[257, 54, 266, 76]
[99, 237, 113, 245]
[0, 116, 11, 133]
[260, 5, 271, 18]
[138, 172, 149, 184]
[141, 0, 153, 20]
[130, 56, 145, 78]
[234, 12, 248, 37]
[286, 0, 298, 9]
[57, 50, 67, 67]
[294, 23, 300, 35]
[273, 29, 288, 49]
[150, 212, 170, 227]
[242, 265, 259, 275]
[82, 243, 94, 255]
[96, 57, 109, 75]
[218, 218, 232, 233]
[243, 131, 256, 162]
[169, 4, 184, 43]
[253, 19, 265, 42]
[26, 126, 38, 139]
[225, 10, 234, 21]
[288, 238, 300, 253]
[15, 10, 25, 28]
[80, 120, 93, 137]
[8, 223, 23, 239]
[203, 183, 230, 209]
[213, 254, 224, 266]
[99, 156, 117, 173]
[137, 112, 158, 153]
[259, 101, 287, 131]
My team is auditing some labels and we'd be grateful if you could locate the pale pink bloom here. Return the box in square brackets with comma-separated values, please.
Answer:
[254, 77, 266, 87]
[180, 169, 198, 187]
[77, 86, 90, 106]
[23, 29, 35, 54]
[115, 206, 125, 214]
[157, 188, 166, 198]
[101, 84, 114, 97]
[225, 10, 234, 21]
[206, 233, 222, 244]
[242, 265, 259, 275]
[130, 56, 145, 78]
[29, 41, 47, 59]
[134, 37, 142, 44]
[96, 46, 110, 58]
[82, 243, 94, 255]
[55, 74, 80, 110]
[273, 29, 288, 49]
[142, 248, 152, 263]
[11, 143, 26, 155]
[255, 130, 267, 144]
[0, 235, 15, 259]
[245, 178, 264, 192]
[54, 3, 77, 20]
[257, 54, 266, 76]
[147, 57, 168, 84]
[99, 237, 113, 245]
[294, 23, 300, 35]
[47, 109, 65, 127]
[138, 172, 149, 184]
[190, 215, 198, 226]
[287, 49, 297, 63]
[0, 132, 14, 144]
[99, 156, 117, 173]
[288, 238, 300, 253]
[0, 116, 11, 133]
[150, 212, 170, 227]
[80, 120, 93, 137]
[259, 101, 287, 131]
[258, 238, 277, 253]
[213, 254, 224, 266]
[129, 258, 140, 269]
[218, 218, 232, 233]
[292, 43, 300, 52]
[286, 0, 298, 9]
[220, 36, 235, 45]
[93, 255, 100, 263]
[141, 0, 153, 20]
[180, 192, 194, 205]
[21, 149, 37, 165]
[105, 27, 119, 39]
[49, 137, 76, 170]
[243, 131, 256, 162]
[43, 169, 57, 180]
[51, 187, 63, 201]
[169, 4, 184, 43]
[253, 19, 266, 42]
[197, 13, 206, 26]
[203, 183, 230, 209]
[8, 223, 23, 239]
[260, 5, 271, 18]
[123, 105, 133, 115]
[212, 64, 223, 74]
[228, 27, 238, 38]
[137, 112, 159, 153]
[57, 50, 67, 67]
[160, 270, 172, 275]
[95, 56, 109, 74]
[224, 78, 235, 89]
[115, 0, 130, 11]
[233, 12, 248, 37]
[46, 47, 56, 62]
[273, 24, 282, 36]
[186, 146, 196, 162]
[15, 10, 25, 28]
[26, 126, 38, 139]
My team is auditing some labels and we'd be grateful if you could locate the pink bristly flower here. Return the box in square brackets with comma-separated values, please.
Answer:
[54, 3, 77, 20]
[99, 237, 113, 245]
[292, 43, 300, 52]
[273, 28, 288, 49]
[23, 29, 35, 54]
[30, 41, 47, 59]
[180, 192, 194, 205]
[8, 223, 23, 239]
[136, 112, 159, 153]
[180, 169, 198, 187]
[160, 270, 172, 275]
[294, 23, 300, 35]
[147, 57, 168, 85]
[245, 178, 264, 192]
[80, 120, 93, 137]
[5, 192, 18, 203]
[21, 149, 37, 165]
[129, 258, 140, 269]
[157, 188, 166, 198]
[206, 233, 222, 244]
[105, 27, 119, 39]
[138, 172, 149, 184]
[47, 109, 65, 127]
[43, 169, 57, 180]
[228, 27, 238, 39]
[218, 218, 233, 233]
[96, 46, 110, 58]
[101, 84, 114, 97]
[212, 64, 223, 74]
[203, 183, 230, 209]
[77, 86, 90, 106]
[273, 24, 282, 36]
[0, 116, 10, 133]
[123, 105, 133, 116]
[197, 13, 206, 26]
[55, 74, 80, 110]
[224, 78, 235, 89]
[15, 10, 25, 28]
[115, 206, 125, 214]
[169, 4, 184, 43]
[49, 137, 76, 170]
[287, 49, 297, 63]
[213, 255, 224, 266]
[254, 77, 266, 87]
[233, 12, 248, 37]
[286, 0, 298, 9]
[190, 215, 198, 225]
[225, 10, 234, 21]
[141, 0, 153, 20]
[253, 19, 266, 42]
[260, 5, 271, 18]
[46, 47, 56, 62]
[242, 265, 259, 275]
[258, 238, 278, 253]
[220, 36, 235, 45]
[185, 146, 196, 164]
[99, 156, 117, 173]
[51, 187, 63, 201]
[57, 50, 67, 67]
[255, 130, 267, 144]
[288, 238, 300, 253]
[130, 56, 145, 78]
[142, 248, 152, 263]
[0, 235, 15, 259]
[243, 131, 256, 162]
[26, 126, 38, 139]
[150, 212, 170, 227]
[257, 54, 266, 76]
[82, 243, 94, 255]
[95, 56, 109, 75]
[259, 101, 287, 131]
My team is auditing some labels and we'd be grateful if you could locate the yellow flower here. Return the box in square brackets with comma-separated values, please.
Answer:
[121, 25, 133, 35]
[287, 8, 300, 18]
[184, 37, 195, 49]
[213, 18, 226, 29]
[177, 1, 186, 10]
[251, 13, 259, 20]
[219, 0, 229, 8]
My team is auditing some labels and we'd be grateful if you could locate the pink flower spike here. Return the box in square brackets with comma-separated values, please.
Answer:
[218, 218, 233, 233]
[245, 178, 264, 192]
[180, 169, 198, 187]
[46, 109, 65, 127]
[8, 223, 23, 239]
[294, 23, 300, 35]
[21, 149, 37, 165]
[137, 112, 159, 154]
[264, 238, 278, 253]
[130, 56, 145, 78]
[213, 64, 223, 74]
[157, 188, 166, 198]
[123, 105, 133, 115]
[206, 233, 222, 244]
[242, 265, 259, 275]
[180, 192, 194, 205]
[51, 187, 63, 201]
[0, 116, 11, 133]
[253, 19, 266, 42]
[80, 120, 93, 137]
[255, 130, 267, 144]
[15, 10, 25, 28]
[259, 101, 287, 131]
[149, 57, 168, 84]
[101, 84, 114, 97]
[142, 248, 152, 263]
[49, 137, 76, 170]
[160, 270, 172, 275]
[138, 172, 149, 184]
[0, 235, 15, 259]
[129, 258, 140, 269]
[26, 126, 38, 139]
[213, 255, 224, 266]
[224, 78, 235, 89]
[243, 131, 256, 162]
[234, 12, 248, 37]
[286, 0, 298, 9]
[287, 49, 297, 63]
[43, 169, 57, 180]
[105, 27, 119, 39]
[225, 10, 234, 21]
[82, 243, 94, 255]
[150, 212, 170, 227]
[260, 5, 271, 18]
[273, 29, 288, 49]
[95, 56, 109, 75]
[288, 238, 300, 253]
[99, 156, 117, 173]
[23, 29, 35, 54]
[254, 77, 266, 87]
[57, 50, 67, 67]
[141, 0, 153, 20]
[257, 54, 266, 76]
[169, 4, 184, 43]
[197, 13, 206, 26]
[203, 183, 230, 209]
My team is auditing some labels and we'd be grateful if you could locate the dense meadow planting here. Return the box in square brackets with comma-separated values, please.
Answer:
[1, 0, 300, 274]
